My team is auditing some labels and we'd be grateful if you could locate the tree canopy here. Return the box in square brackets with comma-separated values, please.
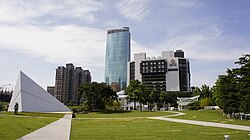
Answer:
[78, 82, 118, 111]
[125, 80, 188, 110]
[192, 84, 213, 99]
[125, 80, 150, 110]
[213, 54, 250, 114]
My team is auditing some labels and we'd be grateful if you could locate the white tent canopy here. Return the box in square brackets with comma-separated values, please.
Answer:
[8, 71, 71, 113]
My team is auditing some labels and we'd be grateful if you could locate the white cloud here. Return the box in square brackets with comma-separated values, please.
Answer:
[0, 24, 106, 67]
[0, 0, 103, 23]
[157, 26, 249, 62]
[0, 23, 160, 71]
[115, 0, 151, 22]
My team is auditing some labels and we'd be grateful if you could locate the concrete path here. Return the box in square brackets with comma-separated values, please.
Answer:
[148, 116, 250, 131]
[18, 114, 72, 140]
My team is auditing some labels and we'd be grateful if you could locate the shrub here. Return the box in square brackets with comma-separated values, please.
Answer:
[199, 97, 214, 108]
[187, 101, 201, 110]
[68, 105, 88, 114]
[0, 102, 8, 111]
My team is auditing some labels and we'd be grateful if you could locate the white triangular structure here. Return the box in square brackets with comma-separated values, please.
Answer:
[8, 71, 71, 113]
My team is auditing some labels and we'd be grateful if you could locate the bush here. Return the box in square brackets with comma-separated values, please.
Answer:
[0, 102, 8, 111]
[105, 100, 122, 110]
[199, 97, 214, 108]
[68, 105, 88, 114]
[187, 101, 201, 110]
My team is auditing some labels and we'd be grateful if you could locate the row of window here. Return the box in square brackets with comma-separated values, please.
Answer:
[142, 65, 165, 69]
[142, 70, 166, 73]
[142, 61, 165, 65]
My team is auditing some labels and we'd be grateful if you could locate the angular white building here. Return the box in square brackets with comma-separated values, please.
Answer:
[8, 71, 71, 113]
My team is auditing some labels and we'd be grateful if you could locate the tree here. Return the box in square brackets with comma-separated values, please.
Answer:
[193, 85, 212, 99]
[234, 54, 250, 113]
[148, 90, 161, 110]
[159, 91, 178, 109]
[200, 84, 213, 98]
[78, 82, 118, 111]
[192, 87, 201, 96]
[125, 80, 150, 110]
[148, 91, 183, 110]
[213, 54, 250, 115]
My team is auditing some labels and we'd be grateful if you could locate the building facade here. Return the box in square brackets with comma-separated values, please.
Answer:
[140, 59, 168, 91]
[49, 63, 92, 105]
[128, 50, 190, 92]
[105, 27, 130, 90]
[47, 86, 55, 96]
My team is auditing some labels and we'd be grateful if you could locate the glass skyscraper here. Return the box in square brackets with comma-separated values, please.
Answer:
[105, 27, 130, 90]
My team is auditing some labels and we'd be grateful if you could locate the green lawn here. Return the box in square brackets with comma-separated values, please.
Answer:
[170, 110, 250, 126]
[0, 112, 64, 118]
[0, 112, 63, 140]
[71, 118, 249, 140]
[75, 110, 174, 118]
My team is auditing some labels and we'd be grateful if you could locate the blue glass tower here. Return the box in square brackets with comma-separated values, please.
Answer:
[105, 27, 130, 90]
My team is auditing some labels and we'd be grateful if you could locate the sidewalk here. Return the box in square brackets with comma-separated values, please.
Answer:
[148, 116, 250, 131]
[18, 114, 72, 140]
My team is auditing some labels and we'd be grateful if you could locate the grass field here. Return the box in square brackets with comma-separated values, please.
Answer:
[71, 111, 250, 140]
[0, 112, 62, 140]
[170, 110, 250, 126]
[1, 111, 249, 139]
[75, 110, 174, 118]
[71, 118, 249, 140]
[0, 112, 64, 118]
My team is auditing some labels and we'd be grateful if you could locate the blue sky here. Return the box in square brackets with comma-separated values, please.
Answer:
[0, 0, 249, 90]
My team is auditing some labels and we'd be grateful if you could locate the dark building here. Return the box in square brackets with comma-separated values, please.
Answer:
[65, 63, 75, 104]
[174, 50, 184, 58]
[0, 90, 13, 102]
[47, 86, 55, 96]
[178, 59, 190, 91]
[74, 68, 92, 104]
[83, 70, 92, 84]
[129, 62, 135, 82]
[54, 66, 66, 102]
[50, 63, 91, 105]
[140, 60, 168, 91]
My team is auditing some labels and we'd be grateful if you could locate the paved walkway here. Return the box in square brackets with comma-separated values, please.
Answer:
[18, 114, 72, 140]
[147, 116, 250, 131]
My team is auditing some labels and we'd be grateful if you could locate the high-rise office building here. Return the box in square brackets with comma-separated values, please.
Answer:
[105, 27, 130, 90]
[49, 63, 92, 105]
[128, 50, 191, 92]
